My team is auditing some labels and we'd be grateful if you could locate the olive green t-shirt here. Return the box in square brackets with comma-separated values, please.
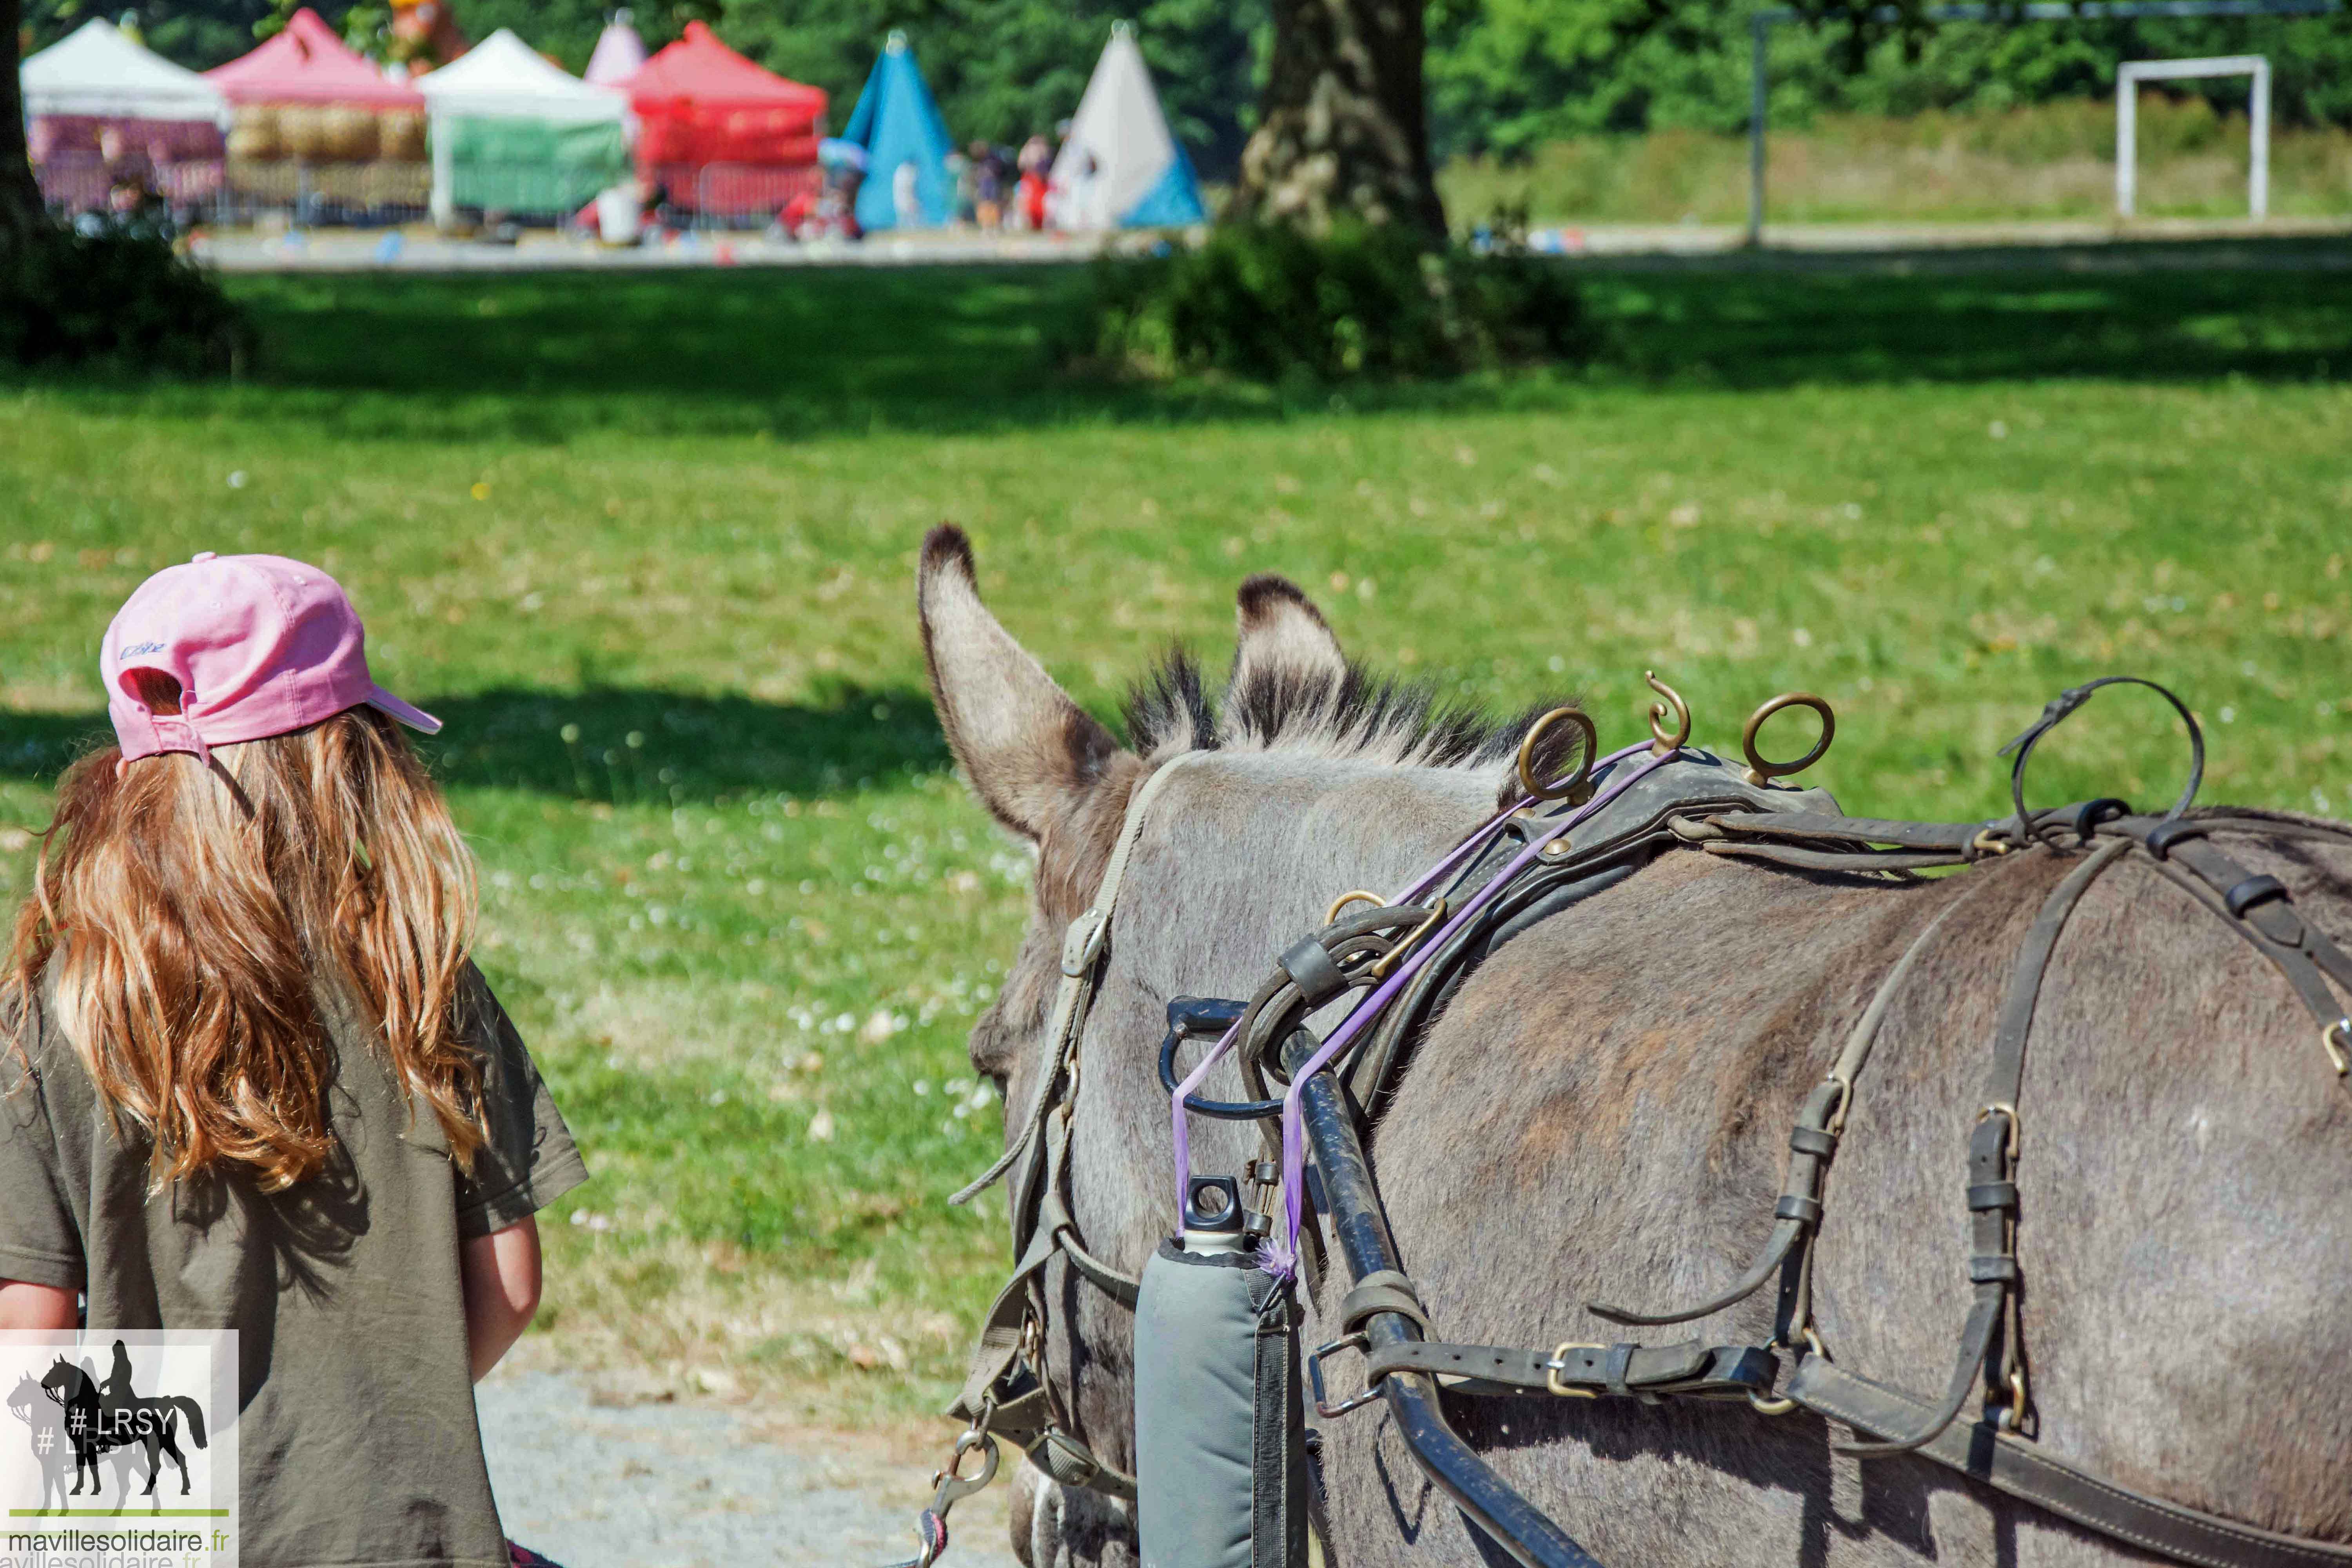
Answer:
[0, 964, 589, 1568]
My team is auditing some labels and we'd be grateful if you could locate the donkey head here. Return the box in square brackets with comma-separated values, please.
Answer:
[918, 526, 1569, 1566]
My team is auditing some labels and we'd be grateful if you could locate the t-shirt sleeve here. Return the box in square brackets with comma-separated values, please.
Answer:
[452, 970, 590, 1240]
[0, 1028, 85, 1291]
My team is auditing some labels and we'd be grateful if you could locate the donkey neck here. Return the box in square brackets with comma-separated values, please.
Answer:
[1118, 750, 1499, 1006]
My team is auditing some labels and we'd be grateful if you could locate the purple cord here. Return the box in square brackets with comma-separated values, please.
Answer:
[1263, 744, 1676, 1273]
[1166, 791, 1533, 1219]
[1167, 741, 1670, 1259]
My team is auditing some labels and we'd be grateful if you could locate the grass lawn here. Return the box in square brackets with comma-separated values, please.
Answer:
[1440, 100, 2352, 226]
[3, 253, 2348, 1424]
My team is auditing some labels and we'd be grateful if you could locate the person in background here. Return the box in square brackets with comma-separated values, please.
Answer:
[970, 141, 1004, 230]
[947, 149, 974, 226]
[0, 552, 589, 1568]
[1016, 134, 1052, 231]
[893, 158, 922, 230]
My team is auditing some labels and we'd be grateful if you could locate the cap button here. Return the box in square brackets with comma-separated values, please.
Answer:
[191, 551, 218, 563]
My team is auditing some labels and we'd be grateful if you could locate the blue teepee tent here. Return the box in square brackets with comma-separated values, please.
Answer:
[842, 31, 953, 231]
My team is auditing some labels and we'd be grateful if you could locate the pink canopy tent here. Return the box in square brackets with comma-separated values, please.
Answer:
[206, 8, 424, 107]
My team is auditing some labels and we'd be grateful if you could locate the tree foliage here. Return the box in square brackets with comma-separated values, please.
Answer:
[1428, 0, 2352, 156]
[18, 0, 2352, 174]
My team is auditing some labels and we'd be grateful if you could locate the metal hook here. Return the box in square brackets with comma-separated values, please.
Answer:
[1644, 671, 1691, 758]
[1740, 693, 1836, 788]
[1517, 707, 1598, 804]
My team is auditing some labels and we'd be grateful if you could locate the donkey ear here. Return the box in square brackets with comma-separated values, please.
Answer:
[918, 526, 1123, 843]
[1230, 574, 1346, 693]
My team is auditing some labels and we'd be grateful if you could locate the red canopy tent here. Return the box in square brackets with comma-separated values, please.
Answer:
[626, 20, 825, 214]
[207, 9, 425, 108]
[207, 8, 426, 210]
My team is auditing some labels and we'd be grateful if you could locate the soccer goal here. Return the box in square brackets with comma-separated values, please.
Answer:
[2116, 54, 2271, 218]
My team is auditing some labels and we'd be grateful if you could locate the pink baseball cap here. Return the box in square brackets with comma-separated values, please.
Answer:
[102, 552, 441, 766]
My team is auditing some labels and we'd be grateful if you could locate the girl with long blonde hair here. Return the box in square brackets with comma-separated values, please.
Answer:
[0, 553, 587, 1567]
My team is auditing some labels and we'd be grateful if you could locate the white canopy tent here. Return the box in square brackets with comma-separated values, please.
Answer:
[414, 29, 630, 221]
[416, 29, 628, 121]
[22, 16, 229, 123]
[1047, 22, 1203, 230]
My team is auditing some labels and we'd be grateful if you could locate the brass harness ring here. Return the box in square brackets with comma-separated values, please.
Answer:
[1325, 889, 1385, 925]
[1518, 707, 1599, 804]
[1748, 1328, 1826, 1415]
[2324, 1018, 2351, 1076]
[1741, 692, 1837, 788]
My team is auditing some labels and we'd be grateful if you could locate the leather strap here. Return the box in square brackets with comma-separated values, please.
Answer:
[946, 752, 1208, 1501]
[1361, 1339, 1776, 1403]
[1702, 841, 1973, 874]
[1791, 1356, 2352, 1568]
[1340, 1269, 1431, 1336]
[1588, 877, 1996, 1330]
[1998, 677, 2203, 848]
[2100, 815, 2352, 1089]
[1843, 838, 2129, 1457]
[955, 751, 1211, 1212]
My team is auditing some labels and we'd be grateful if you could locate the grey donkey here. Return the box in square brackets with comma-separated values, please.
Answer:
[915, 525, 2352, 1568]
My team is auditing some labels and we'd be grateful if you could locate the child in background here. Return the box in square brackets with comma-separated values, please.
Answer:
[0, 552, 588, 1568]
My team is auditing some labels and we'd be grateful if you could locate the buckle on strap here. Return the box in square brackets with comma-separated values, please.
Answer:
[1307, 1332, 1382, 1418]
[1060, 909, 1109, 977]
[1544, 1342, 1606, 1399]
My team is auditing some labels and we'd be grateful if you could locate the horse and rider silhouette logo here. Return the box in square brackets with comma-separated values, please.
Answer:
[13, 1340, 210, 1504]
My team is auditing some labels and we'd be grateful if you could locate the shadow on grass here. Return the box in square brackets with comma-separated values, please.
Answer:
[0, 685, 950, 806]
[13, 241, 2351, 442]
[1582, 241, 2352, 388]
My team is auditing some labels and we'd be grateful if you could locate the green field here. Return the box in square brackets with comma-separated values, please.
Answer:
[1441, 99, 2352, 225]
[3, 254, 2349, 1423]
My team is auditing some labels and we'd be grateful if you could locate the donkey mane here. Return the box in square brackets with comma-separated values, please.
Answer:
[1122, 644, 1579, 786]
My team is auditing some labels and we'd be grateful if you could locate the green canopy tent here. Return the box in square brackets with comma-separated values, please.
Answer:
[415, 29, 630, 220]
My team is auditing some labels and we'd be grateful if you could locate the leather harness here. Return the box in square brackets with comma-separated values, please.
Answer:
[910, 681, 2352, 1568]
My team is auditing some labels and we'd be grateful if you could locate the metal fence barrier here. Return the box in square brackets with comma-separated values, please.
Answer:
[36, 154, 225, 218]
[654, 162, 826, 229]
[37, 155, 826, 233]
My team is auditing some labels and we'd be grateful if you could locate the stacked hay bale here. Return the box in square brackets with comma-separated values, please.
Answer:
[207, 8, 430, 213]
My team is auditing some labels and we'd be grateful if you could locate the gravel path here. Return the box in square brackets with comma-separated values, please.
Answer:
[189, 215, 2352, 274]
[477, 1368, 1019, 1568]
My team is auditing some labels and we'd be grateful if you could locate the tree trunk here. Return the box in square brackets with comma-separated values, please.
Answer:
[1229, 0, 1446, 236]
[0, 0, 49, 245]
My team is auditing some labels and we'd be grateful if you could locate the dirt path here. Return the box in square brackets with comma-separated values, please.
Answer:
[478, 1368, 1019, 1568]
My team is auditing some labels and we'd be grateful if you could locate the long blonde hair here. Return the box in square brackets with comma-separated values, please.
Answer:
[5, 679, 486, 1190]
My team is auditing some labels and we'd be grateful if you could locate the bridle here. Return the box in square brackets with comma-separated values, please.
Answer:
[891, 750, 1214, 1568]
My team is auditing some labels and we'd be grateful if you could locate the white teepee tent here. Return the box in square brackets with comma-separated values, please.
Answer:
[1047, 22, 1203, 230]
[584, 9, 648, 88]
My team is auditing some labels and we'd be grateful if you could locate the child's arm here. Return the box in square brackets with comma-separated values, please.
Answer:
[0, 1279, 78, 1330]
[459, 1216, 542, 1382]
